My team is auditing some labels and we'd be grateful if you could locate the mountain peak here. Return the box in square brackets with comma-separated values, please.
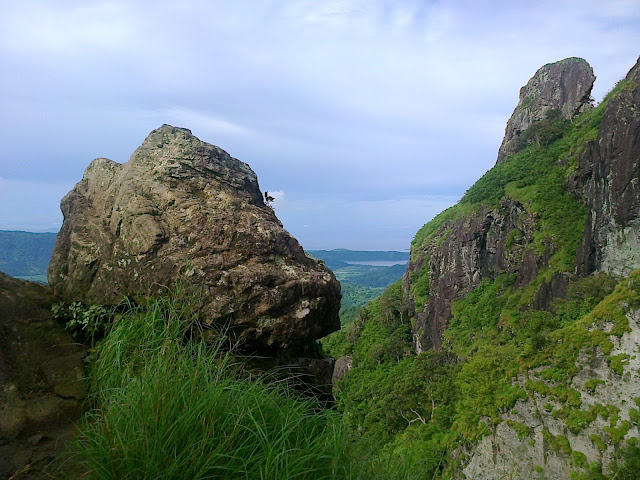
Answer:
[497, 57, 595, 163]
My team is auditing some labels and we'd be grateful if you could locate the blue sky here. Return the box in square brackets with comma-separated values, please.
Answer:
[1, 1, 639, 250]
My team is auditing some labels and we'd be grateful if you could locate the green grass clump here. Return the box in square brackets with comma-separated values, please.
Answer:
[506, 420, 532, 440]
[70, 290, 355, 480]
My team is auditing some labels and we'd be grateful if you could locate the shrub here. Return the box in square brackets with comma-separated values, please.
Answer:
[68, 290, 355, 479]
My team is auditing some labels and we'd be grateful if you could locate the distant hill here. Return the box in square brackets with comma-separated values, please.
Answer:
[0, 231, 56, 277]
[307, 249, 408, 270]
[309, 249, 409, 324]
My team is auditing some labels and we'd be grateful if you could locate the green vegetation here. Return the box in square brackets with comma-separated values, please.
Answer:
[0, 230, 56, 278]
[53, 299, 133, 345]
[324, 84, 640, 479]
[333, 263, 407, 288]
[310, 250, 409, 324]
[67, 289, 357, 479]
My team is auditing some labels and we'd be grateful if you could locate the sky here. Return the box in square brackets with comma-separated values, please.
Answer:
[1, 1, 639, 250]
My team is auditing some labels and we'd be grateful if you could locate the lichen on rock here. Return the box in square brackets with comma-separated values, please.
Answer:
[48, 125, 341, 353]
[497, 57, 595, 163]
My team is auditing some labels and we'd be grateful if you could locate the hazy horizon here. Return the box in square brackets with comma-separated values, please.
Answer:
[2, 1, 639, 250]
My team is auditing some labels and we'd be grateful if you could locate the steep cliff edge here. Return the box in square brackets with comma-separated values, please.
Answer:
[497, 57, 595, 163]
[327, 55, 640, 480]
[48, 125, 340, 354]
[575, 56, 640, 277]
[410, 56, 640, 353]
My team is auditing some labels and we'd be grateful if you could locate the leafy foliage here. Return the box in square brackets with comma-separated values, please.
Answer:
[53, 299, 134, 345]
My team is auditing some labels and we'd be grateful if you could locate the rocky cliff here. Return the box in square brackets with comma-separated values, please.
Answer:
[409, 56, 640, 354]
[48, 125, 340, 354]
[575, 56, 640, 277]
[497, 57, 595, 163]
[402, 56, 640, 478]
[325, 55, 640, 480]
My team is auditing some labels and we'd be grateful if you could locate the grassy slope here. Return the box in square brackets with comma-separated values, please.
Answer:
[66, 290, 357, 479]
[325, 81, 639, 479]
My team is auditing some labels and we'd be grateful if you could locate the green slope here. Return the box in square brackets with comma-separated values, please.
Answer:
[324, 78, 639, 479]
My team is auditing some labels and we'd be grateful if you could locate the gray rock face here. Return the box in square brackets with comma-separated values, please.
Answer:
[412, 198, 542, 351]
[497, 57, 595, 163]
[48, 125, 340, 352]
[463, 285, 640, 480]
[574, 56, 640, 277]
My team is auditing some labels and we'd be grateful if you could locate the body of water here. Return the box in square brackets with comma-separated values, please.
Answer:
[344, 260, 408, 267]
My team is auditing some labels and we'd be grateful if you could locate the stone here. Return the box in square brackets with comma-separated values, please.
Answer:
[574, 56, 640, 276]
[48, 125, 341, 353]
[411, 198, 542, 351]
[0, 272, 87, 479]
[497, 57, 595, 163]
[332, 355, 353, 385]
[462, 305, 640, 480]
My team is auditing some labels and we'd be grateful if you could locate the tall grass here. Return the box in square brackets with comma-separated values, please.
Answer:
[70, 289, 355, 479]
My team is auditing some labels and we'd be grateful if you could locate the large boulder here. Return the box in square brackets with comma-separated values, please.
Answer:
[48, 125, 340, 352]
[497, 57, 595, 162]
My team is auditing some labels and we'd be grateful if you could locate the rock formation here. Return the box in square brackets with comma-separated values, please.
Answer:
[497, 57, 595, 162]
[462, 273, 640, 480]
[402, 56, 640, 479]
[408, 56, 639, 354]
[458, 55, 640, 480]
[48, 125, 340, 353]
[409, 198, 541, 351]
[0, 273, 87, 479]
[574, 56, 640, 277]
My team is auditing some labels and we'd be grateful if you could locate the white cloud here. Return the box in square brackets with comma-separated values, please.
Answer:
[162, 108, 252, 138]
[1, 0, 639, 247]
[0, 2, 135, 54]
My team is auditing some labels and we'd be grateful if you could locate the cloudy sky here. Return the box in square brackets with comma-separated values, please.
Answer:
[1, 1, 639, 250]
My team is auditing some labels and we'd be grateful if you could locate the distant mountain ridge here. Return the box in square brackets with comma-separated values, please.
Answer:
[309, 250, 409, 325]
[0, 231, 56, 277]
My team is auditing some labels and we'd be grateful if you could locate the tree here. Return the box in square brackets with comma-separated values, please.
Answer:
[264, 191, 275, 207]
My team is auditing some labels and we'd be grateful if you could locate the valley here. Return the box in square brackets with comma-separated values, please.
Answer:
[3, 54, 640, 479]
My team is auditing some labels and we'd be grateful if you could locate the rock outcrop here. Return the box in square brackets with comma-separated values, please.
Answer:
[409, 56, 638, 354]
[403, 56, 640, 479]
[462, 273, 640, 480]
[410, 199, 542, 351]
[0, 273, 87, 479]
[574, 56, 640, 277]
[497, 57, 595, 162]
[48, 125, 340, 353]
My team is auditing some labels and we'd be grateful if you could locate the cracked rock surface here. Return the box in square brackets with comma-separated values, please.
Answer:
[48, 125, 341, 353]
